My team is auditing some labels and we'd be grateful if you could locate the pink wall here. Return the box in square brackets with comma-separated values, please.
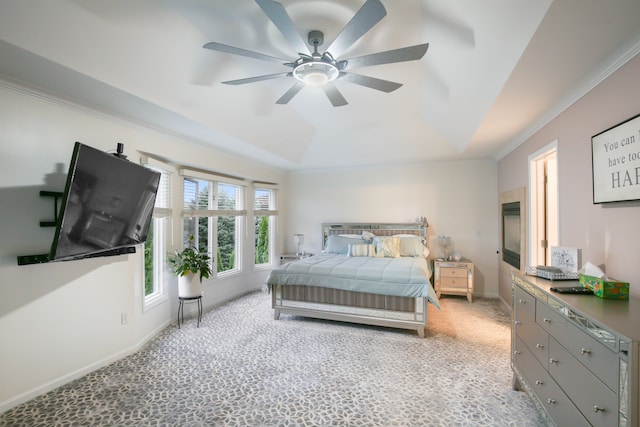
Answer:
[498, 53, 640, 300]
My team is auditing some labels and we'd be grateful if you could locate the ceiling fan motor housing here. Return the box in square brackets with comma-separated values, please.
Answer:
[308, 30, 324, 47]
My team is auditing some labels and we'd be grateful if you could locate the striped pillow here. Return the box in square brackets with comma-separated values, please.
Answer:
[348, 244, 376, 257]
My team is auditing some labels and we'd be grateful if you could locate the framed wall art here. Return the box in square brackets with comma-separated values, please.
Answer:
[591, 113, 640, 203]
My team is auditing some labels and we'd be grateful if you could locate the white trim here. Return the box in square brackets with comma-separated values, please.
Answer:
[0, 319, 169, 413]
[180, 168, 247, 187]
[252, 182, 280, 190]
[253, 209, 279, 216]
[527, 140, 559, 267]
[182, 209, 247, 217]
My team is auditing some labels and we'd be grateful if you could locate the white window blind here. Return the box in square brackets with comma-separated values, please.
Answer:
[141, 157, 172, 218]
[181, 169, 247, 216]
[253, 185, 278, 216]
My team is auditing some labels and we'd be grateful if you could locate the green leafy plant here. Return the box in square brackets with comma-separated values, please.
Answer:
[168, 235, 213, 279]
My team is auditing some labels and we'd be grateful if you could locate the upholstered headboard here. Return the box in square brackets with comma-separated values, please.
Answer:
[322, 222, 428, 250]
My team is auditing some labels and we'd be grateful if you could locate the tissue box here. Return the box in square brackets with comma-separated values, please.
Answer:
[579, 274, 629, 300]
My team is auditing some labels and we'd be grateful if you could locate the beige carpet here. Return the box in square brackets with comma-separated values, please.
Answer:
[0, 291, 545, 426]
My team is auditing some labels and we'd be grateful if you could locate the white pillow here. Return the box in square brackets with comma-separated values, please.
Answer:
[395, 235, 426, 257]
[374, 236, 401, 258]
[348, 244, 376, 257]
[362, 231, 376, 243]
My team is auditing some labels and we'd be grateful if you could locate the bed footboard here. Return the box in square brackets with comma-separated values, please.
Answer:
[271, 284, 428, 337]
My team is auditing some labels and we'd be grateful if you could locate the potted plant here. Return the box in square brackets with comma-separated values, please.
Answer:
[168, 236, 213, 298]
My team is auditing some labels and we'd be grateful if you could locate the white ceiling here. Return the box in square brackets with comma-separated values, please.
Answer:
[1, 0, 639, 171]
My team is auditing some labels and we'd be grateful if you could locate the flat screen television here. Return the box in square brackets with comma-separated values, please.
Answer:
[47, 142, 161, 262]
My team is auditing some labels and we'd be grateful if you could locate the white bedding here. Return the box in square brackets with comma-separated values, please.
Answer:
[266, 254, 440, 307]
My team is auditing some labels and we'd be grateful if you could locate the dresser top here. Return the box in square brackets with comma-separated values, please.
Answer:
[515, 272, 640, 342]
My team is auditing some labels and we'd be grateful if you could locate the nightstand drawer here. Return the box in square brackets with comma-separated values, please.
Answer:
[435, 260, 474, 302]
[441, 277, 467, 289]
[440, 267, 467, 278]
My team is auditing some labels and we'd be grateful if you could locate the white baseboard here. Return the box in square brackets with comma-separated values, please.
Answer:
[0, 320, 170, 414]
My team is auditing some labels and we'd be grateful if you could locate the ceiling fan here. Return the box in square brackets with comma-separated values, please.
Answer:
[203, 0, 429, 107]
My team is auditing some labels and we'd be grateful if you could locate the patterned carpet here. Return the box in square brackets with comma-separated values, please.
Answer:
[0, 291, 546, 426]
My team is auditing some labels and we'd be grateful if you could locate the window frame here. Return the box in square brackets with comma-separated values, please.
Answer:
[141, 159, 172, 311]
[253, 184, 278, 268]
[180, 169, 247, 278]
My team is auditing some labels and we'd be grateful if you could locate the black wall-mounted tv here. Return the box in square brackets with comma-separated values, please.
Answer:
[47, 142, 161, 262]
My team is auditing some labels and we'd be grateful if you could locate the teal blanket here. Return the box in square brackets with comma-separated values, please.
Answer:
[267, 254, 440, 307]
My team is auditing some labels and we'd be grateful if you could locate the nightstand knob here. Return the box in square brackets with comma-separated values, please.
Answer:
[514, 350, 521, 355]
[593, 405, 605, 413]
[518, 299, 526, 304]
[536, 343, 544, 349]
[514, 320, 521, 326]
[549, 358, 558, 364]
[547, 398, 556, 405]
[580, 348, 591, 355]
[543, 318, 551, 323]
[535, 380, 544, 385]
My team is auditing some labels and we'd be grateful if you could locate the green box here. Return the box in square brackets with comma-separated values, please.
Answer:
[579, 274, 629, 300]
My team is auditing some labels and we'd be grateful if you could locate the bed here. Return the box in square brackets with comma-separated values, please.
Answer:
[266, 223, 440, 337]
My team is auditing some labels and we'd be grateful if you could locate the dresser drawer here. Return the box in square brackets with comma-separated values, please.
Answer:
[514, 285, 536, 324]
[548, 338, 618, 427]
[517, 320, 549, 369]
[565, 321, 618, 391]
[514, 338, 589, 427]
[440, 267, 468, 278]
[440, 277, 467, 289]
[536, 301, 566, 342]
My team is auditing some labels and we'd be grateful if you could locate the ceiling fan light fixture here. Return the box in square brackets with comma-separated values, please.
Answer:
[293, 61, 338, 87]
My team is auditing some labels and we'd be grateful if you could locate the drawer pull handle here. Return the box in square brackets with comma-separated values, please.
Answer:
[518, 299, 526, 304]
[543, 318, 551, 323]
[593, 405, 605, 413]
[514, 321, 521, 326]
[549, 358, 558, 364]
[547, 398, 556, 405]
[580, 348, 591, 355]
[514, 350, 521, 355]
[536, 344, 544, 349]
[535, 380, 544, 385]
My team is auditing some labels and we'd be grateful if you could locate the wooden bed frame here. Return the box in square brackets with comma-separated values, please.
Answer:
[271, 222, 432, 337]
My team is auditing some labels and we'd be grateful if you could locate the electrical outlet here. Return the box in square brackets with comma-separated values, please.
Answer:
[121, 312, 128, 325]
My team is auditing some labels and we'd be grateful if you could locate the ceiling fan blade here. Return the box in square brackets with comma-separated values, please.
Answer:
[340, 73, 402, 93]
[203, 42, 289, 64]
[222, 73, 290, 85]
[326, 0, 387, 59]
[255, 0, 310, 55]
[323, 83, 348, 107]
[345, 43, 429, 68]
[276, 82, 304, 104]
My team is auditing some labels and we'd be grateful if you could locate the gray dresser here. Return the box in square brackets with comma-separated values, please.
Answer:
[511, 272, 640, 426]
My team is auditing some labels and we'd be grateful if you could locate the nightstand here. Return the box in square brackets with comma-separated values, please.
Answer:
[434, 259, 474, 302]
[280, 253, 313, 265]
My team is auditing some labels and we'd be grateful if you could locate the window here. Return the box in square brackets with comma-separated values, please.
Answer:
[254, 187, 278, 266]
[142, 161, 172, 307]
[181, 170, 246, 277]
